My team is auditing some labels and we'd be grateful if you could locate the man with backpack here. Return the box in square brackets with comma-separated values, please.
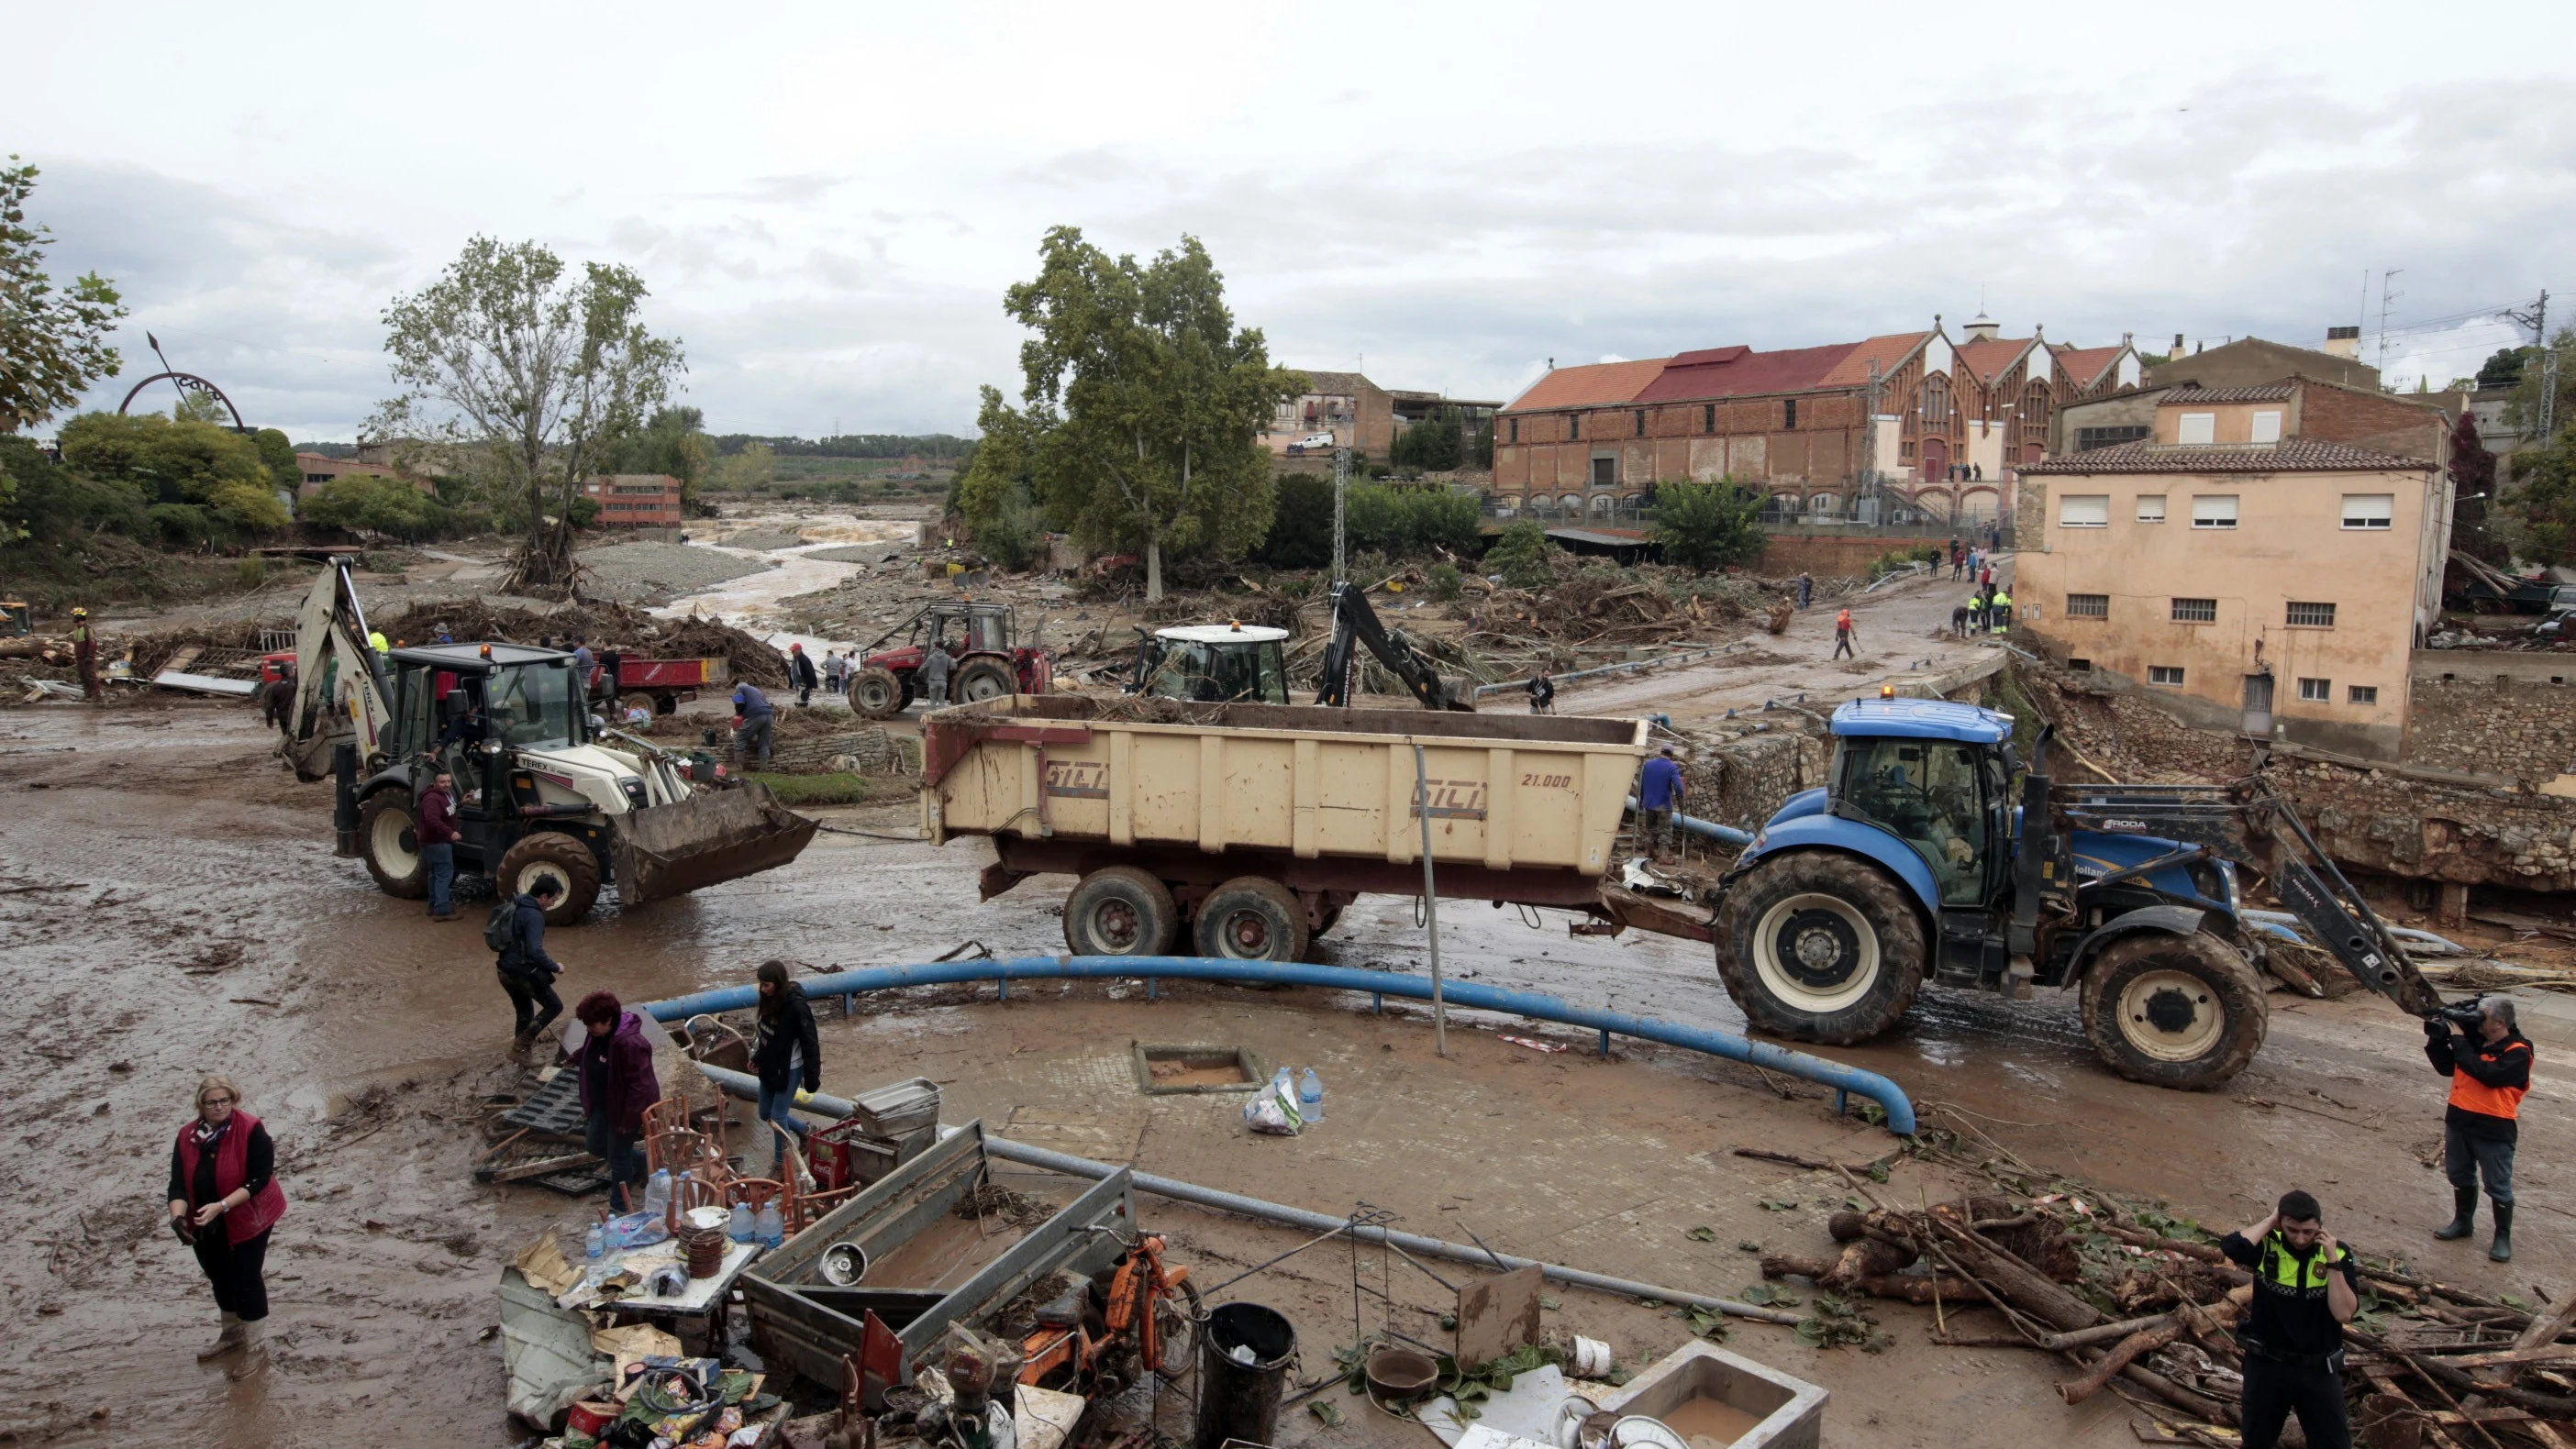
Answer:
[487, 879, 565, 1054]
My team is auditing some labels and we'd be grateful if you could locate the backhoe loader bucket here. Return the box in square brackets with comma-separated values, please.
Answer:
[612, 782, 819, 906]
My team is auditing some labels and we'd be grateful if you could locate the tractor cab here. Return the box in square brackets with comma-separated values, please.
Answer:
[1134, 623, 1291, 705]
[848, 600, 1053, 717]
[872, 601, 1015, 670]
[1817, 698, 2020, 909]
[386, 643, 593, 756]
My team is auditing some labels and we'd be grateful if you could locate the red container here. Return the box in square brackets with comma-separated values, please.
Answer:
[565, 1400, 619, 1436]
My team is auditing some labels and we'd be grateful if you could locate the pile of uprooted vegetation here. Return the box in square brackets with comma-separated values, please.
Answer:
[121, 598, 792, 688]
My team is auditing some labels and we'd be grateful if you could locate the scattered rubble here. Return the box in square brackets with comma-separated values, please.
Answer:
[574, 541, 776, 603]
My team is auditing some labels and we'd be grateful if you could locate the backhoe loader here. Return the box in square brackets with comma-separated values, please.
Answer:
[282, 561, 816, 924]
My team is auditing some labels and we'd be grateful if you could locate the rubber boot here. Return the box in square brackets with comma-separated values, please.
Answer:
[226, 1319, 266, 1380]
[2491, 1201, 2515, 1263]
[196, 1311, 243, 1361]
[2434, 1186, 2479, 1241]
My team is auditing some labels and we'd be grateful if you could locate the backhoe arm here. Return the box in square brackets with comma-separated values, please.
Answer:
[1316, 581, 1472, 711]
[283, 560, 394, 782]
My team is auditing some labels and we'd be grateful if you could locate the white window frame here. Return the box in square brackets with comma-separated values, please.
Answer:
[2149, 666, 2185, 688]
[2341, 493, 2393, 529]
[2250, 409, 2284, 445]
[2348, 684, 2378, 705]
[2136, 494, 2167, 523]
[2177, 412, 2216, 446]
[2058, 494, 2110, 528]
[2192, 495, 2238, 529]
[2297, 677, 2331, 702]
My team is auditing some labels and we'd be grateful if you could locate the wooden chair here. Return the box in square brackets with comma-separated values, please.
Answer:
[641, 1097, 693, 1173]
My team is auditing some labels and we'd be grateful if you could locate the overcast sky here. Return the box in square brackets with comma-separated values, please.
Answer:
[12, 1, 2576, 442]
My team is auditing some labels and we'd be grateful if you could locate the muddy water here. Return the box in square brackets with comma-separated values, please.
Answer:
[650, 513, 920, 651]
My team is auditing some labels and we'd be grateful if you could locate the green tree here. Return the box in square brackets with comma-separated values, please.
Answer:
[988, 227, 1302, 599]
[1391, 407, 1464, 471]
[605, 404, 714, 513]
[1650, 479, 1768, 571]
[251, 427, 299, 491]
[297, 473, 450, 540]
[953, 388, 1038, 534]
[2479, 347, 2533, 391]
[371, 237, 683, 595]
[707, 438, 774, 494]
[60, 412, 272, 503]
[1483, 518, 1561, 589]
[974, 484, 1047, 570]
[170, 389, 231, 425]
[1258, 472, 1336, 568]
[0, 157, 128, 435]
[1346, 483, 1481, 555]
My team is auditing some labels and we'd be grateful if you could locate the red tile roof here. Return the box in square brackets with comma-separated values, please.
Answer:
[1817, 332, 1935, 387]
[1502, 359, 1671, 412]
[2020, 439, 2431, 474]
[1633, 341, 1860, 404]
[2162, 383, 2296, 404]
[1955, 336, 2038, 381]
[2053, 345, 2126, 388]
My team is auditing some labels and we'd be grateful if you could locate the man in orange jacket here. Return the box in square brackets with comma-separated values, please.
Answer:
[2426, 998, 2533, 1261]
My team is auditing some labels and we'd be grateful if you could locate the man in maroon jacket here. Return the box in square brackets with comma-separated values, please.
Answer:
[575, 991, 661, 1211]
[419, 771, 460, 921]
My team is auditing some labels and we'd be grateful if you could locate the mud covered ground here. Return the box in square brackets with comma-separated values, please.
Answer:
[8, 548, 2576, 1448]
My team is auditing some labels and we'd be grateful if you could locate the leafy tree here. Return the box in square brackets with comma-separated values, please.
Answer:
[605, 405, 713, 513]
[1258, 472, 1336, 568]
[2514, 441, 2576, 567]
[954, 389, 1038, 532]
[707, 439, 774, 494]
[1392, 407, 1464, 471]
[1483, 518, 1562, 589]
[297, 472, 450, 540]
[169, 389, 231, 425]
[0, 434, 145, 543]
[2479, 347, 2532, 391]
[974, 485, 1047, 570]
[0, 157, 128, 434]
[371, 237, 683, 595]
[2449, 409, 2504, 564]
[1649, 479, 1769, 571]
[987, 227, 1303, 599]
[1346, 483, 1481, 555]
[60, 412, 268, 501]
[250, 427, 300, 492]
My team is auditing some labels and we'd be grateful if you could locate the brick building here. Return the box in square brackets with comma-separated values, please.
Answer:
[1490, 317, 2139, 524]
[583, 473, 684, 525]
[2015, 379, 2453, 760]
[294, 451, 435, 500]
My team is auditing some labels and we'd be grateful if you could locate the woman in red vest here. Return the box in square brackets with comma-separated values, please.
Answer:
[166, 1074, 287, 1377]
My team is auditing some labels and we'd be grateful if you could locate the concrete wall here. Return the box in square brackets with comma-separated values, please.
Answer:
[2146, 337, 2381, 393]
[2015, 464, 2444, 760]
[1755, 533, 1919, 578]
[2052, 388, 2168, 453]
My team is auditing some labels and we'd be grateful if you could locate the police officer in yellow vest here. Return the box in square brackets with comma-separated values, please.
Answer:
[2427, 996, 2532, 1262]
[2219, 1189, 2359, 1449]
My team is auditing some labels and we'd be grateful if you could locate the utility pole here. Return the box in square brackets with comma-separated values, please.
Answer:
[2508, 290, 2555, 440]
[1857, 359, 1883, 519]
[1332, 445, 1350, 583]
[2376, 269, 2404, 383]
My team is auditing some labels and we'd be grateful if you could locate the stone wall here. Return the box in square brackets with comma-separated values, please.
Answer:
[2405, 654, 2576, 789]
[2273, 760, 2576, 894]
[1680, 725, 1829, 833]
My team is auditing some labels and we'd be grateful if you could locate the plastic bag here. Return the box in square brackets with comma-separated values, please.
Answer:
[1242, 1078, 1303, 1136]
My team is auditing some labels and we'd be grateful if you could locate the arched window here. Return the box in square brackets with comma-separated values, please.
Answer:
[1808, 492, 1842, 517]
[1559, 493, 1584, 514]
[1922, 374, 1951, 427]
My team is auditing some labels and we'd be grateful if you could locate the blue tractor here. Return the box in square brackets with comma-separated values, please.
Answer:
[1712, 697, 2439, 1090]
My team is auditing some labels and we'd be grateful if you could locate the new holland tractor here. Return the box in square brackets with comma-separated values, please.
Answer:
[281, 561, 816, 924]
[1711, 696, 2439, 1089]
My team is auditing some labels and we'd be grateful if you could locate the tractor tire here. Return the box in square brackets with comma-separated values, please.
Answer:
[358, 791, 428, 900]
[1194, 876, 1309, 962]
[1063, 867, 1180, 957]
[2080, 932, 2267, 1090]
[494, 832, 603, 925]
[954, 658, 1016, 704]
[849, 668, 907, 720]
[1713, 852, 1925, 1045]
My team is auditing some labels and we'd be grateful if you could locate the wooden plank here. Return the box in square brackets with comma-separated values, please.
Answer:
[2435, 1344, 2576, 1369]
[2514, 1292, 2576, 1353]
[1454, 1265, 1543, 1366]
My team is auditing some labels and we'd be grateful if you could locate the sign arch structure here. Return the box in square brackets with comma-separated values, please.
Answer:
[117, 371, 247, 432]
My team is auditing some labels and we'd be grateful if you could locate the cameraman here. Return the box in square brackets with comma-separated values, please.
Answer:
[2426, 996, 2533, 1262]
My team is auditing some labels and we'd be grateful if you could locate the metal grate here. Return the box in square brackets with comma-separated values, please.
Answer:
[2171, 598, 2217, 623]
[2067, 593, 2109, 619]
[2285, 601, 2337, 627]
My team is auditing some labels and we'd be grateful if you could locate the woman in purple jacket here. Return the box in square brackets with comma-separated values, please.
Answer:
[573, 991, 661, 1211]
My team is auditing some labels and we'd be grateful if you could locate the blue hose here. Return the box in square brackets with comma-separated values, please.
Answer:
[1625, 794, 1757, 846]
[643, 954, 1915, 1134]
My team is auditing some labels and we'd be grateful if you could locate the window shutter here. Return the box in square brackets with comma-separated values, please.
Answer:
[2177, 412, 2216, 446]
[2250, 410, 2283, 444]
[2192, 495, 2238, 528]
[2341, 493, 2393, 528]
[2058, 494, 2109, 527]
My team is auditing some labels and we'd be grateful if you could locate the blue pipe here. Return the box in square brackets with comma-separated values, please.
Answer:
[1625, 793, 1757, 846]
[644, 954, 1915, 1134]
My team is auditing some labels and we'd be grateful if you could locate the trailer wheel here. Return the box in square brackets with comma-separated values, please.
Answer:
[1315, 903, 1346, 937]
[495, 832, 603, 924]
[1195, 876, 1310, 962]
[358, 791, 428, 900]
[2080, 933, 2266, 1090]
[954, 658, 1015, 703]
[1063, 868, 1179, 957]
[1714, 852, 1924, 1044]
[849, 668, 907, 719]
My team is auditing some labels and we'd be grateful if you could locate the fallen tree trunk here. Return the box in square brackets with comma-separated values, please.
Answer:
[1933, 1313, 2177, 1353]
[2058, 1319, 2185, 1404]
[1759, 1254, 1971, 1304]
[1929, 1209, 2103, 1333]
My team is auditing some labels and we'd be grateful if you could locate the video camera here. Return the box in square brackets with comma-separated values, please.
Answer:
[2432, 1000, 2488, 1029]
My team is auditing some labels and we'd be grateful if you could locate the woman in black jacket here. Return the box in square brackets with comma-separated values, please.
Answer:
[752, 958, 822, 1181]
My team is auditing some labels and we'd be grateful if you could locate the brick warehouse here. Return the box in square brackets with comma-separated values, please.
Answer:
[1491, 316, 2140, 523]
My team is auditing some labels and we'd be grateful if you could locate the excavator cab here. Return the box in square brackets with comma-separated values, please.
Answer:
[1134, 624, 1291, 705]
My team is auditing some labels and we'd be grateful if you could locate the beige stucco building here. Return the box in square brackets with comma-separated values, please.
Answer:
[2015, 381, 2452, 760]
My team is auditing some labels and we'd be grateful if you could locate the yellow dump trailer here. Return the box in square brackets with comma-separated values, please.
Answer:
[920, 695, 1651, 960]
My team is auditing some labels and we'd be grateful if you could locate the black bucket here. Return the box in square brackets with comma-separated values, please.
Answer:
[1194, 1302, 1296, 1449]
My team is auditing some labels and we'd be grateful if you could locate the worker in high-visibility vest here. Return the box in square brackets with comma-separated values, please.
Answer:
[1988, 587, 2012, 635]
[70, 606, 101, 702]
[2219, 1189, 2359, 1449]
[2427, 997, 2533, 1262]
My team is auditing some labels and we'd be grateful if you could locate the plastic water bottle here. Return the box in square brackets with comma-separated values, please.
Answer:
[1271, 1066, 1293, 1101]
[585, 1221, 605, 1261]
[1299, 1067, 1324, 1124]
[755, 1200, 784, 1248]
[643, 1168, 672, 1218]
[728, 1200, 754, 1243]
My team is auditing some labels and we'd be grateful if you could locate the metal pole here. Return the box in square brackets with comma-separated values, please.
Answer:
[1332, 446, 1349, 583]
[1412, 742, 1447, 1056]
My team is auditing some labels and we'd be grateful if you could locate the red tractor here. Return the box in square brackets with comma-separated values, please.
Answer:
[848, 600, 1052, 718]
